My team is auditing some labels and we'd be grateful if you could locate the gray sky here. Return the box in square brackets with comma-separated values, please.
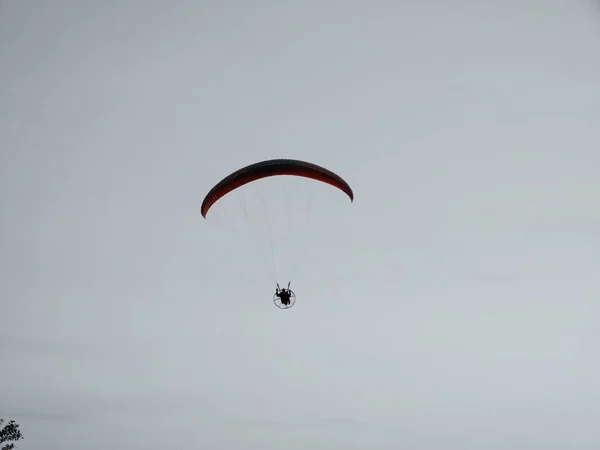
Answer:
[1, 1, 600, 449]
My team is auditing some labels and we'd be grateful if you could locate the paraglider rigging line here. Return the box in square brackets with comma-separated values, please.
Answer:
[289, 193, 331, 282]
[257, 185, 278, 282]
[241, 194, 276, 282]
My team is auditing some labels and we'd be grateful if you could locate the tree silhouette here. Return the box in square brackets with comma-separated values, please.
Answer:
[0, 419, 23, 450]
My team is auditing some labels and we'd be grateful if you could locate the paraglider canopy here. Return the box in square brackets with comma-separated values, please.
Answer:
[201, 159, 353, 218]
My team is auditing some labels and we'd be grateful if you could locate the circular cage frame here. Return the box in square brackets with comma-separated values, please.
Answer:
[273, 290, 296, 309]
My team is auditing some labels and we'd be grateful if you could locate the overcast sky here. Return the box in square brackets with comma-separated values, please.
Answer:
[1, 1, 600, 449]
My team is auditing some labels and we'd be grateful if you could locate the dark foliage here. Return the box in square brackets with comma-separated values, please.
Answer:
[0, 419, 23, 450]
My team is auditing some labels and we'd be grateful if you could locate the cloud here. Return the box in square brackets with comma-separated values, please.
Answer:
[0, 333, 96, 358]
[227, 415, 370, 431]
[472, 271, 564, 284]
[0, 411, 79, 422]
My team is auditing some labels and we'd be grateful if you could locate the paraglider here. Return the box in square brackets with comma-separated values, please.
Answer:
[201, 159, 353, 309]
[273, 282, 295, 309]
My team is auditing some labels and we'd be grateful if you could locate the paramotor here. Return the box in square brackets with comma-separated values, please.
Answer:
[201, 158, 353, 308]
